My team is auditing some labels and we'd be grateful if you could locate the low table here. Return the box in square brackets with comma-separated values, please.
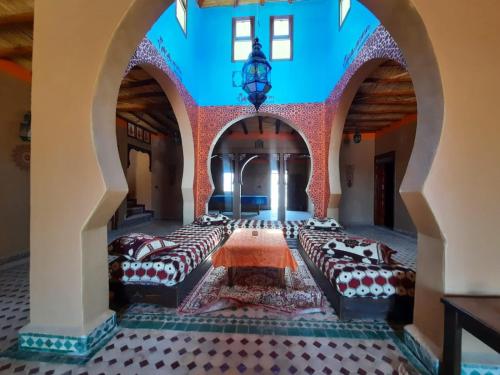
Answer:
[441, 296, 500, 375]
[212, 228, 298, 288]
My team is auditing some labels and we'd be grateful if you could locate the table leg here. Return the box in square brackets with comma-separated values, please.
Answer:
[228, 267, 234, 287]
[278, 268, 285, 288]
[441, 305, 462, 375]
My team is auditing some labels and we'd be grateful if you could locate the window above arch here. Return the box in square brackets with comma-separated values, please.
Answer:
[339, 0, 351, 28]
[176, 0, 187, 34]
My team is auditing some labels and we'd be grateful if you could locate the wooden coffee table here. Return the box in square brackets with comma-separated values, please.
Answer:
[212, 228, 298, 288]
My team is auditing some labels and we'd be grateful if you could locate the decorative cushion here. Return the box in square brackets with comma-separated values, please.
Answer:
[195, 213, 230, 226]
[321, 235, 395, 265]
[108, 233, 179, 261]
[305, 217, 342, 231]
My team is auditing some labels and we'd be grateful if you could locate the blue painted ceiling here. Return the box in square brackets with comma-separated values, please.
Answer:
[147, 0, 380, 106]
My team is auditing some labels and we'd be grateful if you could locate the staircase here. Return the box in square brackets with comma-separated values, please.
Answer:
[123, 198, 154, 227]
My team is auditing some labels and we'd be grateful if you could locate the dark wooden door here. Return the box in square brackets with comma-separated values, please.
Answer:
[287, 173, 308, 211]
[374, 152, 395, 229]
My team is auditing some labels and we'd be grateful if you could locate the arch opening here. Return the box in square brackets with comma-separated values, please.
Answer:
[207, 114, 313, 221]
[338, 60, 418, 237]
[326, 2, 446, 351]
[109, 65, 186, 231]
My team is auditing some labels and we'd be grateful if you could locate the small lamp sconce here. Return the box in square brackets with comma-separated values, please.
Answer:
[346, 164, 354, 188]
[19, 111, 31, 142]
[353, 128, 362, 144]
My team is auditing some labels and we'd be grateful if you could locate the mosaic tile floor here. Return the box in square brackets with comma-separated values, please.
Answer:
[0, 243, 429, 374]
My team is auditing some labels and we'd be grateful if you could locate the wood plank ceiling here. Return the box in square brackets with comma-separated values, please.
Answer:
[117, 67, 180, 136]
[344, 60, 417, 134]
[198, 0, 292, 7]
[0, 0, 34, 70]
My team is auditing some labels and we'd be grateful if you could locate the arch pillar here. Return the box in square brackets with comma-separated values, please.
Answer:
[21, 0, 170, 355]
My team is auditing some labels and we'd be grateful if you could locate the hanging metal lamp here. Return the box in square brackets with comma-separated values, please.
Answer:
[242, 38, 272, 111]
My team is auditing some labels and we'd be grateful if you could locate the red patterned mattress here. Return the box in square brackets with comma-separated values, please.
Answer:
[109, 224, 225, 287]
[298, 228, 415, 299]
[225, 219, 304, 239]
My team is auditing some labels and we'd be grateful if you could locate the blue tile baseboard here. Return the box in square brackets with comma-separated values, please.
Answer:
[404, 327, 440, 374]
[404, 327, 500, 375]
[18, 314, 117, 356]
[461, 363, 500, 375]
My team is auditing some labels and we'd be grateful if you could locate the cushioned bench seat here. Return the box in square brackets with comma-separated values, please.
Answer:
[108, 224, 225, 307]
[298, 227, 415, 321]
[225, 219, 304, 239]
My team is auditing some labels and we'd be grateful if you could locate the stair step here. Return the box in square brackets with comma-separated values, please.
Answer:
[123, 212, 154, 228]
[127, 206, 145, 216]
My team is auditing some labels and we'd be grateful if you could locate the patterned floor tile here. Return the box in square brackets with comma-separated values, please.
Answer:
[0, 239, 427, 374]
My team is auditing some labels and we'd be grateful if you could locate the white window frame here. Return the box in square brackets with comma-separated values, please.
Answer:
[339, 0, 351, 28]
[232, 17, 255, 62]
[176, 0, 187, 35]
[270, 16, 293, 61]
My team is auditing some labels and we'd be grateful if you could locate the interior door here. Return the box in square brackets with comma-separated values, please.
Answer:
[374, 152, 395, 229]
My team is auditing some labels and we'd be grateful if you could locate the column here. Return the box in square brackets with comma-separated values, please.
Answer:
[232, 154, 241, 219]
[278, 153, 286, 222]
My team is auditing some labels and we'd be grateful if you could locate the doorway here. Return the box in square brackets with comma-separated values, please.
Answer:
[374, 151, 395, 229]
[208, 116, 311, 221]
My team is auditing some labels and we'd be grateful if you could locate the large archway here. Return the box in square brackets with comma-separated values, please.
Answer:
[326, 19, 445, 360]
[207, 115, 313, 221]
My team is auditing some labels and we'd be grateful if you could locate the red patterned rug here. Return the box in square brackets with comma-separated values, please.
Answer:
[178, 248, 325, 315]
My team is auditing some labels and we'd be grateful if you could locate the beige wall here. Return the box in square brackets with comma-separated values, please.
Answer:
[151, 134, 183, 219]
[0, 72, 30, 261]
[376, 122, 417, 234]
[339, 135, 375, 225]
[338, 124, 417, 232]
[127, 150, 152, 210]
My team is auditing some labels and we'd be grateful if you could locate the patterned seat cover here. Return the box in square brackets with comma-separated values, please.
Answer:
[299, 228, 415, 299]
[109, 224, 225, 287]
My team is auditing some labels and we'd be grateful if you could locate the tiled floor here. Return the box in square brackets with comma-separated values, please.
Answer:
[0, 225, 424, 374]
[0, 241, 429, 375]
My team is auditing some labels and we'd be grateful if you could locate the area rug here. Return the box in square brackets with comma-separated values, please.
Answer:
[178, 247, 324, 315]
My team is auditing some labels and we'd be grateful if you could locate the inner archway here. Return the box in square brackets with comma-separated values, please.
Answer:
[208, 115, 312, 221]
[110, 66, 185, 232]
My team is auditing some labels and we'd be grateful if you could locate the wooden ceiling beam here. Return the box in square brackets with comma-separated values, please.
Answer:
[355, 90, 415, 98]
[0, 46, 32, 59]
[0, 12, 34, 28]
[258, 117, 263, 134]
[349, 107, 417, 115]
[118, 91, 165, 101]
[149, 111, 178, 130]
[363, 76, 412, 84]
[197, 0, 205, 7]
[241, 120, 248, 134]
[120, 78, 157, 89]
[116, 102, 167, 112]
[352, 98, 417, 105]
[275, 119, 281, 134]
[131, 112, 167, 134]
[116, 113, 159, 135]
